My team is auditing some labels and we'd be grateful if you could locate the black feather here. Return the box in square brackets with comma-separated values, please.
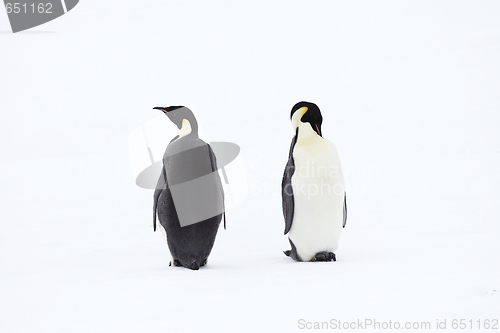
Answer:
[282, 128, 298, 235]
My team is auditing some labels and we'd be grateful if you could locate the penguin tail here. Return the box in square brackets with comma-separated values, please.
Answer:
[186, 261, 200, 270]
[284, 239, 303, 261]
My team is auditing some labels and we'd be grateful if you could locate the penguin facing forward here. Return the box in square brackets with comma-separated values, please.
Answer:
[282, 102, 347, 262]
[152, 106, 225, 270]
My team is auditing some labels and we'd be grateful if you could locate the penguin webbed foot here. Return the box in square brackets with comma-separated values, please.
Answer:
[170, 259, 182, 267]
[187, 262, 200, 270]
[171, 259, 207, 270]
[187, 258, 207, 269]
[310, 252, 336, 262]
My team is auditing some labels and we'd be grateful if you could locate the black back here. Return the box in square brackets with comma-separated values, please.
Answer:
[153, 136, 224, 270]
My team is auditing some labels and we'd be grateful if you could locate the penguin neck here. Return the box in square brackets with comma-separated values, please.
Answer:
[177, 118, 199, 138]
[296, 121, 321, 143]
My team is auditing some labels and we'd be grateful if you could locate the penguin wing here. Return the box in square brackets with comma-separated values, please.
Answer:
[282, 133, 298, 235]
[207, 143, 226, 230]
[343, 192, 347, 228]
[153, 160, 167, 232]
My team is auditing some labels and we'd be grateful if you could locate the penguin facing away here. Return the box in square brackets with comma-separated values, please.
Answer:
[152, 106, 225, 270]
[282, 102, 347, 262]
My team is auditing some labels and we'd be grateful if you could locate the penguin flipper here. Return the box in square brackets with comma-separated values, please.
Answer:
[343, 192, 347, 228]
[282, 132, 298, 235]
[282, 161, 294, 235]
[207, 143, 225, 229]
[153, 162, 167, 232]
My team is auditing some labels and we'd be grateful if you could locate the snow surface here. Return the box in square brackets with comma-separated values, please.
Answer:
[1, 1, 499, 332]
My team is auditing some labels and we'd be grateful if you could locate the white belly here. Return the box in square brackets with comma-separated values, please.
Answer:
[288, 136, 345, 261]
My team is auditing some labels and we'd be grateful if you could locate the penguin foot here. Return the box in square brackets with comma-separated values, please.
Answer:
[170, 258, 206, 270]
[170, 259, 182, 267]
[186, 261, 200, 270]
[311, 252, 336, 262]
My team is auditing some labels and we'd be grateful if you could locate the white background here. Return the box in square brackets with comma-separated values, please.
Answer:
[1, 1, 499, 332]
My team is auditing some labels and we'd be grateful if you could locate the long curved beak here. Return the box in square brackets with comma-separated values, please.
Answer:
[153, 107, 168, 113]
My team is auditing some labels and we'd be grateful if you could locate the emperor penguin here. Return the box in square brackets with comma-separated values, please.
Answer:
[152, 106, 225, 270]
[282, 101, 347, 262]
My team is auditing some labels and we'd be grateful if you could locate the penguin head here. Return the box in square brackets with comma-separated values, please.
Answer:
[290, 101, 323, 137]
[153, 106, 198, 138]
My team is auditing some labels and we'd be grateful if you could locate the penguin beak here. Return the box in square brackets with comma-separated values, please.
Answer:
[153, 107, 168, 113]
[314, 124, 322, 136]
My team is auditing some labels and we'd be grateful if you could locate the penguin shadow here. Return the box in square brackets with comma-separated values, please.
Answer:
[149, 261, 234, 274]
[276, 256, 341, 265]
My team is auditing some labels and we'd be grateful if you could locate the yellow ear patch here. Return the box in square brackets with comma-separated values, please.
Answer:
[178, 118, 193, 137]
[292, 106, 308, 123]
[297, 106, 308, 119]
[291, 106, 309, 130]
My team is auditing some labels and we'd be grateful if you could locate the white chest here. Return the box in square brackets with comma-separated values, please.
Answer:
[291, 136, 344, 199]
[289, 134, 345, 260]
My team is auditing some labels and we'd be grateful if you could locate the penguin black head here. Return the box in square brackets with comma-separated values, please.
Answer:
[290, 101, 323, 137]
[153, 106, 198, 137]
